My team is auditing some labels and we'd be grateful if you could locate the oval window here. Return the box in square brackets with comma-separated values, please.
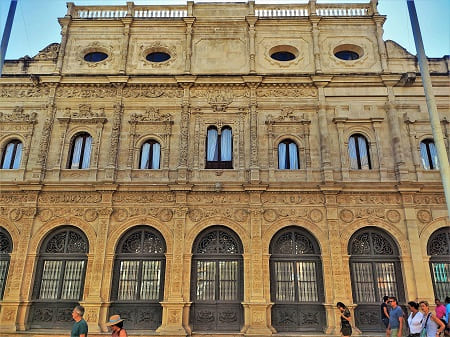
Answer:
[146, 52, 171, 62]
[270, 51, 296, 62]
[84, 52, 108, 62]
[335, 50, 360, 61]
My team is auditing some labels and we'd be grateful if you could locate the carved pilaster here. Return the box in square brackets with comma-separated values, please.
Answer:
[246, 16, 258, 74]
[120, 18, 132, 74]
[55, 18, 70, 74]
[374, 17, 388, 72]
[183, 18, 195, 74]
[310, 16, 322, 73]
[106, 102, 123, 181]
[245, 79, 261, 183]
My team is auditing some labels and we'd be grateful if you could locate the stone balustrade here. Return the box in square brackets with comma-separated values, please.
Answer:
[69, 1, 375, 19]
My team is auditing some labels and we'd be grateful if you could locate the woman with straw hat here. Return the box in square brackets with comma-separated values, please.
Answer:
[105, 314, 128, 337]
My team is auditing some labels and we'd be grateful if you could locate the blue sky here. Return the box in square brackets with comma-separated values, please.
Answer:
[1, 0, 449, 59]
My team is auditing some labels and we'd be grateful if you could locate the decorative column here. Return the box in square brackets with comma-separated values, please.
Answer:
[1, 196, 37, 332]
[177, 81, 193, 183]
[374, 16, 388, 72]
[334, 118, 348, 180]
[313, 78, 333, 182]
[244, 77, 262, 184]
[183, 18, 195, 74]
[382, 79, 409, 181]
[372, 118, 387, 181]
[55, 15, 71, 74]
[246, 15, 258, 74]
[399, 190, 435, 300]
[120, 16, 132, 74]
[321, 188, 353, 335]
[242, 191, 273, 336]
[405, 118, 421, 180]
[157, 203, 189, 336]
[81, 198, 113, 333]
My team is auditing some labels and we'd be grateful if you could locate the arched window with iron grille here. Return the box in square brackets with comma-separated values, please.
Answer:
[110, 226, 166, 330]
[30, 226, 89, 329]
[190, 226, 243, 332]
[427, 227, 450, 300]
[270, 227, 325, 332]
[348, 227, 404, 332]
[1, 139, 22, 169]
[67, 132, 92, 169]
[0, 227, 13, 300]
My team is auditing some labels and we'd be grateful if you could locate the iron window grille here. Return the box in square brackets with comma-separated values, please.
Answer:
[427, 227, 450, 300]
[0, 227, 13, 300]
[110, 226, 166, 330]
[191, 227, 243, 332]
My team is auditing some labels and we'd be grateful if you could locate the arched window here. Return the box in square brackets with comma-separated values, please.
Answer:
[139, 140, 161, 169]
[348, 134, 371, 170]
[191, 226, 243, 332]
[349, 228, 404, 332]
[278, 139, 299, 170]
[427, 227, 450, 300]
[30, 227, 88, 329]
[420, 139, 439, 170]
[68, 132, 92, 169]
[1, 140, 22, 169]
[270, 227, 325, 332]
[206, 126, 233, 169]
[110, 226, 166, 330]
[0, 227, 13, 300]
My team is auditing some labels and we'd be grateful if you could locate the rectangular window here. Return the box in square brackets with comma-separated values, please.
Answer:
[61, 260, 85, 300]
[219, 261, 238, 301]
[352, 262, 376, 303]
[39, 260, 63, 299]
[296, 261, 318, 302]
[196, 261, 216, 301]
[375, 262, 398, 300]
[140, 260, 161, 301]
[274, 261, 295, 302]
[431, 262, 450, 300]
[117, 261, 139, 300]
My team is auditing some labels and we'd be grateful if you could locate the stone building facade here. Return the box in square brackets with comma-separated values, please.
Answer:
[0, 1, 449, 336]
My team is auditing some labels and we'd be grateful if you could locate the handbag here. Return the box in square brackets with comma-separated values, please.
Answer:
[420, 313, 431, 337]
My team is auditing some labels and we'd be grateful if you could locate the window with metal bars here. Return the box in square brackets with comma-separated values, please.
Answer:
[270, 227, 323, 303]
[67, 132, 92, 169]
[111, 226, 166, 302]
[348, 133, 371, 170]
[427, 227, 450, 300]
[33, 227, 88, 301]
[420, 139, 439, 170]
[205, 126, 233, 169]
[0, 227, 13, 300]
[348, 228, 404, 304]
[1, 139, 22, 169]
[278, 139, 299, 170]
[139, 140, 161, 169]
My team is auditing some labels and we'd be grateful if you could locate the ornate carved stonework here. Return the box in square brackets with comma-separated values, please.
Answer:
[33, 43, 60, 61]
[187, 207, 249, 223]
[256, 84, 317, 98]
[0, 107, 37, 123]
[0, 85, 51, 98]
[122, 85, 182, 98]
[261, 193, 325, 205]
[187, 193, 249, 204]
[417, 209, 432, 223]
[112, 192, 175, 204]
[130, 107, 172, 123]
[55, 85, 117, 98]
[336, 193, 402, 205]
[38, 192, 102, 204]
[414, 194, 446, 205]
[112, 207, 173, 223]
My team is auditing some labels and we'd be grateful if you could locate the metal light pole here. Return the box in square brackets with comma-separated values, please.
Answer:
[406, 0, 450, 218]
[0, 0, 18, 77]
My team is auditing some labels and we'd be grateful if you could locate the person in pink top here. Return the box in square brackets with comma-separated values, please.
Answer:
[436, 299, 446, 322]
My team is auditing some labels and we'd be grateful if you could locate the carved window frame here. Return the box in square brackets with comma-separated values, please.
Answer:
[265, 112, 311, 171]
[427, 227, 450, 301]
[0, 226, 13, 300]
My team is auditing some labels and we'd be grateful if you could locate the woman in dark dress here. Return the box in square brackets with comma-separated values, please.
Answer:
[337, 302, 352, 337]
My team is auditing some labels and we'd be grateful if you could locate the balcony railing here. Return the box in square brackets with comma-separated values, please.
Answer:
[68, 1, 375, 20]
